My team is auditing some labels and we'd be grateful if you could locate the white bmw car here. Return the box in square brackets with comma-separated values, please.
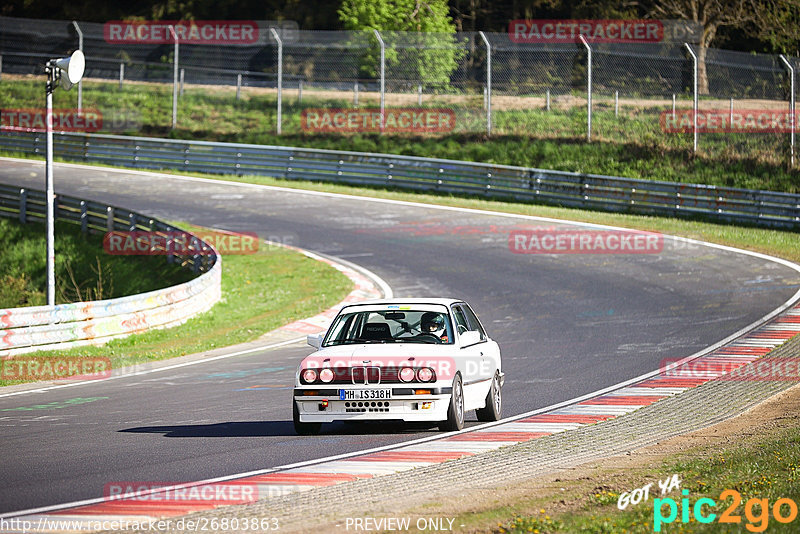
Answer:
[293, 298, 503, 434]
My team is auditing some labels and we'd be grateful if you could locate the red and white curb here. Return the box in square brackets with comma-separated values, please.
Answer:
[5, 303, 799, 533]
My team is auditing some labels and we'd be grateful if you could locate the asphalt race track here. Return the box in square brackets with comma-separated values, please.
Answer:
[1, 159, 798, 514]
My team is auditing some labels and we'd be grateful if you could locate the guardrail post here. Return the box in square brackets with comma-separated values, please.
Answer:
[129, 213, 136, 231]
[168, 25, 179, 129]
[373, 30, 385, 134]
[19, 188, 27, 223]
[80, 201, 87, 233]
[270, 27, 283, 135]
[685, 43, 698, 153]
[119, 63, 124, 89]
[779, 54, 795, 167]
[72, 21, 83, 113]
[106, 206, 115, 232]
[579, 35, 592, 141]
[479, 31, 492, 136]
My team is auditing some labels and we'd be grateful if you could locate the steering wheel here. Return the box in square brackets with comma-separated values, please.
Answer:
[414, 333, 441, 343]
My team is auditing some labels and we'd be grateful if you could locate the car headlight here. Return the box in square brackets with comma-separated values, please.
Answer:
[398, 367, 416, 383]
[302, 369, 318, 383]
[417, 367, 435, 382]
[319, 368, 334, 383]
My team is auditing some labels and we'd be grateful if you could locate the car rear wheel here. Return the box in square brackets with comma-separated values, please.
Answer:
[476, 371, 502, 422]
[293, 401, 322, 435]
[439, 374, 464, 431]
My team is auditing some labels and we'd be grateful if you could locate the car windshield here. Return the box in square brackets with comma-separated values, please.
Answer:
[323, 309, 454, 346]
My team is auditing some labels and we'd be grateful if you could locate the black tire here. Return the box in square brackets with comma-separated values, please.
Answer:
[476, 371, 502, 422]
[439, 374, 465, 431]
[293, 401, 322, 435]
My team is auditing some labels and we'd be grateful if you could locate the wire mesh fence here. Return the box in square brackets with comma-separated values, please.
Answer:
[0, 15, 796, 167]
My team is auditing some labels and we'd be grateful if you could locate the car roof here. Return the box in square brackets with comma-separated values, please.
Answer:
[341, 297, 465, 308]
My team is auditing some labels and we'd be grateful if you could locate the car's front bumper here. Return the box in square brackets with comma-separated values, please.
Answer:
[293, 386, 452, 423]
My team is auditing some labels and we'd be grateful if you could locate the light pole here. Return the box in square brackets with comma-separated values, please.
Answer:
[44, 50, 85, 306]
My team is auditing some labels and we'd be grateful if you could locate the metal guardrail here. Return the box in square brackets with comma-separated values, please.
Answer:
[1, 130, 799, 229]
[0, 181, 221, 355]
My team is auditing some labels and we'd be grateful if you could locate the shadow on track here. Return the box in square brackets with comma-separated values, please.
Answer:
[119, 420, 455, 438]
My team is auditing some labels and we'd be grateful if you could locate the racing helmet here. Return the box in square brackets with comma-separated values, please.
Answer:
[420, 312, 445, 336]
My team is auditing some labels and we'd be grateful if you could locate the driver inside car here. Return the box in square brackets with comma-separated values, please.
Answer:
[420, 312, 448, 343]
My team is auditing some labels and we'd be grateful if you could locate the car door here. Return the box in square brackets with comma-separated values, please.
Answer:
[452, 303, 489, 411]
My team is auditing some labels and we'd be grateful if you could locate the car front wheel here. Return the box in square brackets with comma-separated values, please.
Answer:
[439, 374, 464, 431]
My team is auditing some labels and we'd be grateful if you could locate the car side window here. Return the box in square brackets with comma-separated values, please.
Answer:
[461, 304, 487, 340]
[451, 306, 470, 335]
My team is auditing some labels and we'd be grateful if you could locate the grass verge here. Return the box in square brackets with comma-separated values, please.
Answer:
[0, 222, 352, 386]
[0, 217, 193, 307]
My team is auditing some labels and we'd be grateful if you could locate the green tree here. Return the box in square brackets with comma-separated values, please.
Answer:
[338, 0, 466, 88]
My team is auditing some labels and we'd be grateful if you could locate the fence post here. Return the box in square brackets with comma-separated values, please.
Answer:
[779, 55, 795, 167]
[72, 21, 83, 113]
[684, 43, 698, 153]
[168, 25, 179, 129]
[479, 31, 492, 136]
[298, 80, 303, 102]
[729, 97, 733, 126]
[0, 54, 3, 81]
[354, 81, 359, 106]
[672, 94, 676, 120]
[270, 27, 283, 135]
[236, 73, 242, 100]
[615, 90, 619, 117]
[579, 35, 592, 141]
[119, 63, 124, 89]
[373, 30, 385, 133]
[546, 89, 550, 111]
[180, 68, 184, 96]
[418, 83, 422, 106]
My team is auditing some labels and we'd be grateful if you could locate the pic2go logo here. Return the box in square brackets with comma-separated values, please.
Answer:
[654, 489, 799, 532]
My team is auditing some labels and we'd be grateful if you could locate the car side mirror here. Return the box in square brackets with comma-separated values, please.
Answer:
[307, 333, 323, 349]
[459, 330, 481, 347]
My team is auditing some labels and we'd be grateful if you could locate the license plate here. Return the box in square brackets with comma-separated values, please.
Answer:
[339, 389, 392, 400]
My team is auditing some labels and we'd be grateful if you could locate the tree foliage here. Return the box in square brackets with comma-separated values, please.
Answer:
[338, 0, 466, 86]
